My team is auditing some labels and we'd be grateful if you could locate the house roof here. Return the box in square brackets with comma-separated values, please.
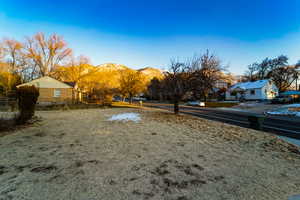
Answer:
[230, 80, 269, 90]
[64, 82, 76, 88]
[17, 76, 73, 89]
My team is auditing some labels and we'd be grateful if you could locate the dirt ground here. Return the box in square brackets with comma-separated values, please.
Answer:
[0, 108, 300, 200]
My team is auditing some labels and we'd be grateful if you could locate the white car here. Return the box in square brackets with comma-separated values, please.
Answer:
[132, 97, 147, 101]
[186, 101, 205, 107]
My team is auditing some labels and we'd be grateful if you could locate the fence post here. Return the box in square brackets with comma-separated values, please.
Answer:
[248, 114, 265, 130]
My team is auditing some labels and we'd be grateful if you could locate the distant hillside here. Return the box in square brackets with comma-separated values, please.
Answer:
[138, 67, 163, 76]
[96, 63, 164, 82]
[96, 63, 130, 72]
[138, 67, 164, 81]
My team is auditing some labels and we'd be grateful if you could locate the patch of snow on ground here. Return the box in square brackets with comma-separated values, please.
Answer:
[218, 107, 251, 113]
[238, 103, 260, 107]
[108, 113, 141, 122]
[266, 104, 300, 117]
[281, 104, 300, 108]
[266, 111, 296, 116]
[238, 102, 268, 109]
[280, 136, 300, 147]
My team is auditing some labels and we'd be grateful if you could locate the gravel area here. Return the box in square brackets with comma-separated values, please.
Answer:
[0, 108, 299, 200]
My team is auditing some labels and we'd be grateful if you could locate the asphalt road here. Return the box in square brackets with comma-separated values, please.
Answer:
[144, 103, 300, 140]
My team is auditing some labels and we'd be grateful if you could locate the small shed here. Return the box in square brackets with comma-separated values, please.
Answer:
[17, 76, 77, 104]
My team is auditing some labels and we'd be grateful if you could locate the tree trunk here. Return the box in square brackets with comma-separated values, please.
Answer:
[203, 92, 207, 102]
[159, 93, 163, 101]
[174, 100, 179, 114]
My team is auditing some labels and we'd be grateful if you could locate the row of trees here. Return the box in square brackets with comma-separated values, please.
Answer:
[148, 51, 225, 114]
[0, 33, 72, 80]
[53, 61, 147, 103]
[0, 33, 72, 96]
[6, 32, 299, 114]
[244, 55, 300, 91]
[0, 33, 148, 102]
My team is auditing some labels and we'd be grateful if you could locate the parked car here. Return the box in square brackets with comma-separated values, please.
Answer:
[112, 96, 122, 102]
[132, 97, 147, 101]
[186, 101, 205, 107]
[271, 96, 293, 104]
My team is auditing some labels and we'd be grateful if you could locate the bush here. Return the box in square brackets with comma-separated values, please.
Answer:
[87, 87, 113, 106]
[16, 86, 39, 124]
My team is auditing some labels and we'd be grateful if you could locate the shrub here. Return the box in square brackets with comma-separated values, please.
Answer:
[88, 87, 113, 106]
[16, 85, 39, 124]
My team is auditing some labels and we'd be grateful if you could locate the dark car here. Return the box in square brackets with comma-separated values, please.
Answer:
[271, 96, 293, 104]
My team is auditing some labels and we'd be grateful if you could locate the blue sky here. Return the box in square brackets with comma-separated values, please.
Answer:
[1, 0, 300, 74]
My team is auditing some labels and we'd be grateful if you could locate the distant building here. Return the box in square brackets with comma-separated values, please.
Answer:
[234, 75, 244, 83]
[17, 76, 81, 104]
[226, 79, 278, 101]
[215, 80, 230, 89]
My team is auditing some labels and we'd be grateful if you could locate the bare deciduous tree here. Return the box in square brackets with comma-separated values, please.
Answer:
[268, 65, 300, 91]
[162, 60, 191, 114]
[1, 39, 25, 74]
[189, 51, 225, 101]
[256, 58, 271, 80]
[0, 39, 25, 92]
[153, 52, 224, 114]
[244, 63, 258, 81]
[147, 77, 163, 100]
[24, 33, 72, 76]
[244, 55, 297, 91]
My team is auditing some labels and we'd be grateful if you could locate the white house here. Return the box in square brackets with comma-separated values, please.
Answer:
[226, 79, 278, 101]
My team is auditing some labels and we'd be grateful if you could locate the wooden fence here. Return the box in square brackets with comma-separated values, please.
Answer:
[0, 91, 17, 111]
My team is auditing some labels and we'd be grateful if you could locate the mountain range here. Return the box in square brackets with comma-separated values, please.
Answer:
[96, 63, 164, 81]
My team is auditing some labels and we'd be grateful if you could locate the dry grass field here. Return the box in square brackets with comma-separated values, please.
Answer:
[0, 108, 299, 200]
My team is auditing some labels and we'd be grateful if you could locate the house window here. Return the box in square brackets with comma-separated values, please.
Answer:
[250, 90, 255, 95]
[230, 91, 237, 96]
[54, 89, 61, 97]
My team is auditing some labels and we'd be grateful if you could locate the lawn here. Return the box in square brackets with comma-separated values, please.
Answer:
[0, 108, 299, 200]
